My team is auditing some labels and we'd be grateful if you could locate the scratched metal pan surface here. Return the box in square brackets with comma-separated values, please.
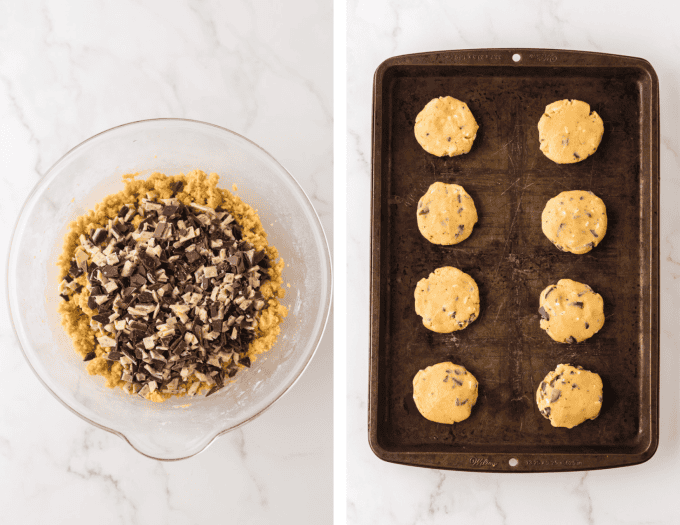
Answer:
[369, 49, 659, 472]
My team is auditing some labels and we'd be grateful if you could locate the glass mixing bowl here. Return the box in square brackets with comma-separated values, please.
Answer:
[7, 119, 332, 460]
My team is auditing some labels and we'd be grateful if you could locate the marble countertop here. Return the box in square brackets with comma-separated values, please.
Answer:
[0, 1, 332, 523]
[347, 0, 680, 523]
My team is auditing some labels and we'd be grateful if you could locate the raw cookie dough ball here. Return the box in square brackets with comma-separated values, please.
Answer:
[536, 364, 603, 428]
[542, 190, 607, 254]
[537, 99, 604, 164]
[538, 279, 604, 343]
[413, 362, 479, 424]
[415, 266, 480, 333]
[414, 96, 479, 157]
[417, 182, 478, 245]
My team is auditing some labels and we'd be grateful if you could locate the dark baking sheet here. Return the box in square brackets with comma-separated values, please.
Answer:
[369, 49, 659, 472]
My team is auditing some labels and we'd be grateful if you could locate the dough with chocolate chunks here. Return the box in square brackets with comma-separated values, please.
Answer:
[542, 190, 607, 254]
[417, 182, 478, 245]
[536, 364, 603, 428]
[538, 99, 604, 164]
[414, 96, 478, 157]
[413, 362, 478, 424]
[538, 279, 604, 343]
[415, 266, 480, 333]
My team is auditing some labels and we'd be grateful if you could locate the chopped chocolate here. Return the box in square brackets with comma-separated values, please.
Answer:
[65, 192, 270, 399]
[170, 181, 184, 195]
[92, 228, 107, 245]
[83, 351, 96, 362]
[69, 260, 84, 278]
[538, 306, 549, 320]
[101, 265, 118, 278]
[550, 389, 561, 403]
[566, 336, 576, 344]
[130, 274, 147, 287]
[571, 302, 584, 308]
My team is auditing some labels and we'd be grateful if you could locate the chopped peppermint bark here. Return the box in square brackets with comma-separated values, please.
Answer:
[60, 196, 271, 398]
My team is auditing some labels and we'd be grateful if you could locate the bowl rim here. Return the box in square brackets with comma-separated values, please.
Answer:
[6, 117, 333, 461]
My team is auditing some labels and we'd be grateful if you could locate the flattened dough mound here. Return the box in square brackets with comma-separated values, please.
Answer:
[538, 279, 604, 343]
[415, 266, 480, 333]
[417, 182, 478, 245]
[414, 96, 479, 157]
[538, 99, 604, 164]
[542, 190, 607, 254]
[413, 362, 479, 424]
[536, 364, 603, 428]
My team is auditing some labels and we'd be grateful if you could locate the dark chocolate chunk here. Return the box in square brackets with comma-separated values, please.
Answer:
[550, 389, 561, 403]
[92, 228, 107, 245]
[153, 222, 168, 238]
[538, 306, 549, 320]
[573, 152, 580, 159]
[117, 205, 130, 218]
[240, 356, 251, 368]
[92, 314, 111, 324]
[545, 286, 555, 299]
[162, 205, 179, 216]
[590, 229, 598, 238]
[101, 265, 118, 278]
[130, 274, 147, 287]
[83, 351, 96, 362]
[585, 322, 590, 329]
[566, 336, 576, 344]
[205, 385, 222, 397]
[69, 260, 84, 278]
[186, 251, 201, 264]
[171, 180, 184, 195]
[571, 302, 584, 308]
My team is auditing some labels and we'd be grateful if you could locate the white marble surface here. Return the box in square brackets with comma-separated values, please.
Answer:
[0, 1, 332, 523]
[348, 0, 680, 523]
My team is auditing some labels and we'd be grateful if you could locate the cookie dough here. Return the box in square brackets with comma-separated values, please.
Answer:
[417, 182, 478, 245]
[414, 96, 479, 157]
[536, 364, 603, 428]
[542, 190, 607, 254]
[538, 279, 604, 343]
[414, 266, 480, 333]
[537, 99, 604, 164]
[57, 170, 288, 402]
[413, 362, 479, 424]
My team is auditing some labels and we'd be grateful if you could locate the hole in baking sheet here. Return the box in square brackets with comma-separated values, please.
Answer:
[512, 54, 521, 62]
[509, 458, 518, 467]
